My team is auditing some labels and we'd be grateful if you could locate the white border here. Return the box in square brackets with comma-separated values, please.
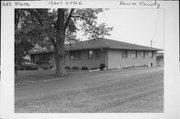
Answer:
[1, 1, 179, 119]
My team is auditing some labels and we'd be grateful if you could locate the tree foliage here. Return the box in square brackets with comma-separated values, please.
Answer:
[15, 8, 113, 76]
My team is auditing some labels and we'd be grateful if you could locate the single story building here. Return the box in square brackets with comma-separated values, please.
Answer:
[156, 52, 164, 67]
[29, 38, 162, 69]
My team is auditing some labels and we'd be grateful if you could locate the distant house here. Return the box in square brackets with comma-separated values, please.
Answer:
[29, 38, 162, 69]
[156, 52, 164, 67]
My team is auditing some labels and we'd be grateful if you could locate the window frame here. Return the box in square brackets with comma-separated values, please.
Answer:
[142, 51, 146, 58]
[132, 50, 137, 58]
[70, 51, 81, 60]
[122, 50, 128, 58]
[88, 49, 101, 59]
[88, 50, 93, 59]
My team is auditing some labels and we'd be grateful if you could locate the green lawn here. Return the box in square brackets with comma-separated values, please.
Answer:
[15, 67, 163, 113]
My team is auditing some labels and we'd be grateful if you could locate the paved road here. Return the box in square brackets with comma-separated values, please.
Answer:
[15, 67, 163, 112]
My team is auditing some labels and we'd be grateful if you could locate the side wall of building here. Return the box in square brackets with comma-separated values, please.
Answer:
[107, 49, 157, 69]
[64, 49, 107, 69]
[31, 49, 157, 69]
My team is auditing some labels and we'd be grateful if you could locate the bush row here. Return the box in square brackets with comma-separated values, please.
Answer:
[65, 63, 106, 71]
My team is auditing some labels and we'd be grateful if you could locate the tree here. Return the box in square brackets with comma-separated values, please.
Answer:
[15, 9, 34, 78]
[15, 9, 46, 77]
[15, 8, 113, 77]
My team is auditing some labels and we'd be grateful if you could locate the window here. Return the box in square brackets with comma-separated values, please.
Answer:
[88, 50, 101, 59]
[122, 50, 127, 58]
[142, 51, 145, 58]
[88, 50, 93, 58]
[132, 51, 137, 58]
[70, 51, 81, 60]
[148, 51, 153, 58]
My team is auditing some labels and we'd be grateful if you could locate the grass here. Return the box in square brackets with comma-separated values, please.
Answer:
[15, 67, 163, 113]
[15, 66, 153, 85]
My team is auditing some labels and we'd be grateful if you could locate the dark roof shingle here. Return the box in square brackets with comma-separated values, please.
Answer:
[67, 38, 161, 51]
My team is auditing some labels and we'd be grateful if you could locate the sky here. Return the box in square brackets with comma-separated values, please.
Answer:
[95, 8, 164, 49]
[76, 8, 164, 49]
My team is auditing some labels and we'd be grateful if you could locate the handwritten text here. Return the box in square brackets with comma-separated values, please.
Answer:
[49, 1, 82, 6]
[119, 1, 160, 9]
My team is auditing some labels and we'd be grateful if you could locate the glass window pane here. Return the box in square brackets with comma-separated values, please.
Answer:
[122, 50, 127, 58]
[88, 50, 93, 58]
[70, 51, 80, 60]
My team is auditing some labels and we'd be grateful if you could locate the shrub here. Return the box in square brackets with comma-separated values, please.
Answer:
[99, 63, 105, 71]
[41, 63, 53, 70]
[81, 66, 88, 70]
[65, 66, 71, 69]
[72, 66, 79, 70]
[90, 67, 99, 70]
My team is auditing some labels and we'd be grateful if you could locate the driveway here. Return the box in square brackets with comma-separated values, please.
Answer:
[15, 67, 163, 113]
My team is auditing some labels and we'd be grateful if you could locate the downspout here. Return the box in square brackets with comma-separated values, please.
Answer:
[104, 48, 108, 69]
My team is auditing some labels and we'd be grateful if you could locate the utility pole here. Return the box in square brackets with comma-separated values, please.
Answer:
[150, 40, 153, 47]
